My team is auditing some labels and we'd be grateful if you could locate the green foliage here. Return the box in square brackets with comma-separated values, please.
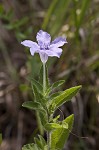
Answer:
[0, 7, 13, 21]
[22, 143, 35, 150]
[42, 0, 71, 36]
[22, 135, 47, 150]
[77, 0, 91, 28]
[31, 81, 46, 133]
[48, 85, 82, 113]
[49, 80, 65, 92]
[38, 135, 47, 147]
[0, 133, 2, 145]
[49, 91, 62, 100]
[22, 101, 45, 112]
[22, 64, 81, 150]
[20, 84, 30, 92]
[31, 78, 48, 126]
[5, 17, 28, 30]
[52, 115, 60, 123]
[31, 84, 42, 103]
[22, 100, 48, 126]
[30, 78, 43, 95]
[34, 137, 43, 149]
[50, 114, 74, 150]
[73, 0, 91, 39]
[51, 80, 65, 89]
[44, 122, 68, 131]
[22, 85, 48, 127]
[42, 0, 58, 30]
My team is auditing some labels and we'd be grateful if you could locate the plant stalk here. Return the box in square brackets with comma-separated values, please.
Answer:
[43, 63, 46, 95]
[43, 63, 50, 150]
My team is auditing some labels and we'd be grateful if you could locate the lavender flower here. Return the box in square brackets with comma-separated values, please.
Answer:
[21, 30, 67, 63]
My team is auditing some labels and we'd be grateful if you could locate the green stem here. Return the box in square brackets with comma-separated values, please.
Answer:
[43, 63, 50, 149]
[47, 131, 51, 150]
[43, 63, 46, 95]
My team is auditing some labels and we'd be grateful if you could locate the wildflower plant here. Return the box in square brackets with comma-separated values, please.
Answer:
[21, 30, 81, 150]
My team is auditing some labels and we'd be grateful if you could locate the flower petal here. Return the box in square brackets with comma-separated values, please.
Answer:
[21, 40, 39, 48]
[39, 52, 48, 63]
[45, 50, 59, 58]
[50, 47, 62, 53]
[29, 47, 37, 56]
[50, 37, 67, 48]
[36, 30, 51, 46]
[41, 47, 62, 58]
[21, 40, 40, 56]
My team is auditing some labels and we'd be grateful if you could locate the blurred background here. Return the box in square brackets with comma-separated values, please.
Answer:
[0, 0, 99, 150]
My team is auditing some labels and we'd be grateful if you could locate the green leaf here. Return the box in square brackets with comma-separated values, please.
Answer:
[22, 143, 35, 150]
[31, 84, 45, 135]
[36, 111, 44, 135]
[22, 143, 41, 150]
[32, 84, 43, 104]
[44, 145, 48, 150]
[49, 85, 82, 113]
[31, 78, 43, 94]
[22, 135, 47, 150]
[51, 114, 74, 150]
[34, 137, 43, 149]
[51, 80, 65, 90]
[38, 135, 46, 147]
[44, 122, 68, 131]
[22, 101, 45, 112]
[52, 115, 60, 123]
[23, 100, 48, 129]
[44, 123, 61, 131]
[39, 111, 48, 126]
[32, 84, 47, 111]
[34, 135, 47, 149]
[32, 84, 45, 134]
[46, 80, 65, 95]
[49, 91, 62, 100]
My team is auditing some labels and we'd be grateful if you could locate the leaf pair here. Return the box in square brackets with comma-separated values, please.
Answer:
[48, 85, 82, 114]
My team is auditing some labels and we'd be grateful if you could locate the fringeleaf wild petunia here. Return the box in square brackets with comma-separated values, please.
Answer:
[21, 30, 67, 63]
[21, 30, 82, 150]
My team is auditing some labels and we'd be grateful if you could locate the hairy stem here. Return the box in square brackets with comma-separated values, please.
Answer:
[43, 63, 46, 95]
[43, 63, 50, 149]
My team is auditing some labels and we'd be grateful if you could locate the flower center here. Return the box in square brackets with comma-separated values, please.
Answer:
[40, 43, 49, 50]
